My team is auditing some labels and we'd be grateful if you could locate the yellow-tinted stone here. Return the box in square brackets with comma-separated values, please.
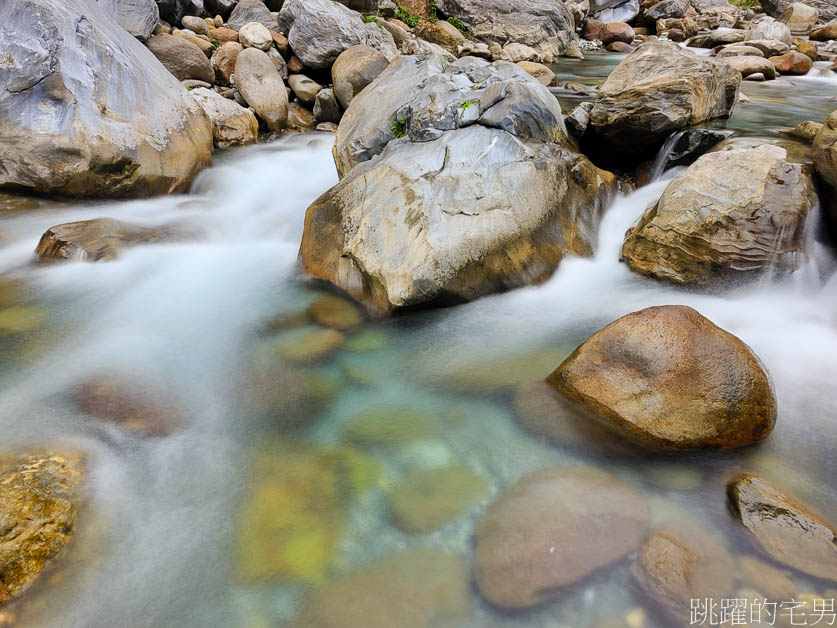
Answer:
[343, 404, 437, 447]
[344, 329, 388, 351]
[275, 328, 344, 364]
[308, 295, 363, 331]
[0, 306, 45, 334]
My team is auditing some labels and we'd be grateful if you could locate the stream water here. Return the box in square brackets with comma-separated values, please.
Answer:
[1, 55, 837, 627]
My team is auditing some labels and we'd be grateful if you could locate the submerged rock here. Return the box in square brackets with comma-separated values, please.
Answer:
[301, 54, 614, 315]
[622, 142, 817, 284]
[632, 522, 734, 620]
[728, 473, 837, 582]
[0, 0, 213, 198]
[736, 555, 796, 601]
[291, 548, 472, 627]
[0, 451, 84, 605]
[274, 327, 345, 364]
[307, 294, 364, 331]
[473, 466, 649, 609]
[343, 404, 437, 447]
[546, 305, 777, 449]
[586, 41, 740, 163]
[35, 218, 196, 261]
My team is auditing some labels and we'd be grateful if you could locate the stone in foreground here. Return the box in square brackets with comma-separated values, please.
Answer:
[587, 41, 740, 162]
[728, 473, 837, 582]
[622, 142, 817, 284]
[300, 54, 614, 315]
[474, 466, 649, 609]
[546, 305, 777, 449]
[0, 0, 213, 198]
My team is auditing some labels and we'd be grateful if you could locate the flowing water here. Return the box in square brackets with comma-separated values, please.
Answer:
[1, 57, 837, 627]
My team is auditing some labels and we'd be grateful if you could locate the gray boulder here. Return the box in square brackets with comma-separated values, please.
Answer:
[314, 88, 342, 123]
[278, 0, 397, 69]
[300, 54, 615, 314]
[228, 0, 278, 30]
[760, 0, 837, 23]
[589, 0, 640, 22]
[0, 0, 213, 197]
[586, 41, 740, 162]
[235, 47, 289, 131]
[746, 16, 793, 45]
[97, 0, 159, 40]
[436, 0, 576, 56]
[644, 0, 689, 21]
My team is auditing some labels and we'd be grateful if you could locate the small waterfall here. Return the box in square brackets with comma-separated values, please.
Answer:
[649, 130, 686, 181]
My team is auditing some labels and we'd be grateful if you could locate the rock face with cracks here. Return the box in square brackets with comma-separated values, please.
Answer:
[300, 54, 614, 314]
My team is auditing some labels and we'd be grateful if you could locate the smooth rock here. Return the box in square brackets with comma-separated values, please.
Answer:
[209, 26, 239, 42]
[546, 305, 778, 449]
[644, 0, 689, 21]
[761, 0, 836, 24]
[331, 45, 390, 110]
[288, 74, 323, 106]
[779, 2, 818, 34]
[590, 0, 640, 23]
[811, 24, 837, 42]
[98, 0, 160, 40]
[274, 327, 344, 364]
[147, 33, 214, 82]
[797, 39, 818, 60]
[307, 294, 363, 330]
[607, 41, 634, 52]
[784, 119, 822, 142]
[181, 15, 209, 35]
[502, 42, 540, 62]
[287, 102, 317, 129]
[600, 21, 636, 44]
[474, 466, 649, 608]
[343, 405, 437, 446]
[688, 27, 747, 47]
[717, 44, 765, 57]
[227, 0, 278, 30]
[235, 47, 289, 131]
[415, 19, 466, 54]
[728, 473, 837, 582]
[746, 16, 792, 45]
[190, 88, 259, 148]
[266, 47, 288, 78]
[73, 376, 180, 435]
[516, 61, 558, 86]
[769, 50, 812, 74]
[743, 38, 790, 56]
[175, 31, 214, 57]
[623, 142, 816, 282]
[238, 21, 273, 50]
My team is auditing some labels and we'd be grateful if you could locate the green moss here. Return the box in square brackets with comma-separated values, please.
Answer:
[461, 100, 474, 110]
[729, 0, 760, 7]
[391, 116, 408, 138]
[396, 5, 420, 27]
[447, 16, 468, 32]
[362, 14, 377, 23]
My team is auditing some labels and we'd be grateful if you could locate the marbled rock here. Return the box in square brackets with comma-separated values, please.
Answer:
[436, 0, 577, 56]
[743, 38, 790, 56]
[622, 142, 816, 283]
[769, 50, 812, 74]
[301, 54, 614, 314]
[0, 451, 84, 604]
[746, 16, 792, 45]
[633, 523, 735, 620]
[590, 0, 640, 22]
[331, 45, 390, 110]
[779, 2, 819, 34]
[227, 0, 278, 30]
[587, 41, 740, 162]
[190, 88, 259, 148]
[0, 0, 213, 198]
[546, 305, 777, 449]
[728, 473, 837, 582]
[644, 0, 689, 21]
[98, 0, 159, 40]
[147, 33, 215, 82]
[287, 102, 317, 129]
[291, 549, 472, 627]
[235, 47, 289, 131]
[239, 22, 273, 50]
[278, 0, 397, 70]
[474, 467, 649, 608]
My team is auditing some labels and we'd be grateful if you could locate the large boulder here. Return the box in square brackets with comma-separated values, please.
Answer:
[644, 0, 689, 21]
[473, 466, 649, 609]
[0, 451, 84, 605]
[760, 0, 836, 24]
[728, 473, 837, 582]
[0, 0, 212, 198]
[779, 2, 819, 34]
[769, 50, 812, 74]
[146, 33, 214, 82]
[190, 88, 259, 148]
[235, 47, 289, 131]
[586, 41, 740, 163]
[227, 0, 278, 30]
[97, 0, 159, 40]
[722, 55, 778, 80]
[546, 305, 778, 449]
[212, 41, 243, 85]
[300, 54, 614, 314]
[622, 142, 817, 283]
[331, 45, 390, 110]
[436, 0, 577, 56]
[278, 0, 397, 70]
[746, 16, 793, 45]
[589, 0, 640, 22]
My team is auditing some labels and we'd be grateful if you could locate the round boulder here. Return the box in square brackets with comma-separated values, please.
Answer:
[769, 50, 812, 74]
[546, 305, 777, 449]
[331, 45, 390, 110]
[147, 33, 214, 82]
[239, 21, 273, 50]
[600, 21, 635, 44]
[235, 47, 289, 131]
[473, 466, 649, 609]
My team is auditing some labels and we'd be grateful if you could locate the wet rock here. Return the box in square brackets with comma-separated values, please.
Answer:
[728, 473, 837, 582]
[797, 39, 818, 61]
[316, 122, 339, 132]
[688, 27, 747, 47]
[314, 88, 342, 123]
[0, 0, 213, 198]
[227, 0, 278, 31]
[237, 440, 379, 583]
[813, 110, 837, 233]
[238, 22, 273, 50]
[769, 50, 812, 74]
[435, 0, 576, 56]
[190, 88, 258, 148]
[277, 0, 397, 70]
[736, 556, 796, 600]
[389, 466, 488, 534]
[811, 24, 837, 42]
[546, 305, 778, 449]
[35, 218, 197, 261]
[586, 41, 740, 163]
[474, 466, 650, 609]
[307, 294, 363, 331]
[291, 548, 472, 627]
[652, 127, 733, 171]
[302, 54, 614, 314]
[343, 404, 437, 446]
[516, 61, 558, 86]
[235, 47, 289, 131]
[241, 363, 340, 424]
[783, 119, 822, 143]
[600, 22, 635, 44]
[147, 33, 215, 82]
[0, 307, 46, 335]
[622, 142, 816, 283]
[565, 101, 593, 139]
[98, 0, 160, 40]
[582, 18, 605, 40]
[212, 41, 243, 85]
[0, 451, 84, 604]
[416, 19, 466, 54]
[288, 74, 323, 106]
[632, 522, 734, 620]
[274, 327, 344, 364]
[331, 45, 391, 110]
[779, 2, 818, 35]
[73, 376, 180, 436]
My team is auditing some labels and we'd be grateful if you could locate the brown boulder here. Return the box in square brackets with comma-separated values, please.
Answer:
[607, 41, 634, 52]
[474, 466, 649, 609]
[582, 18, 604, 40]
[600, 22, 635, 45]
[146, 33, 214, 82]
[769, 50, 812, 74]
[728, 473, 837, 582]
[415, 19, 466, 53]
[213, 41, 243, 85]
[546, 305, 777, 449]
[811, 23, 837, 41]
[331, 45, 390, 110]
[208, 26, 239, 43]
